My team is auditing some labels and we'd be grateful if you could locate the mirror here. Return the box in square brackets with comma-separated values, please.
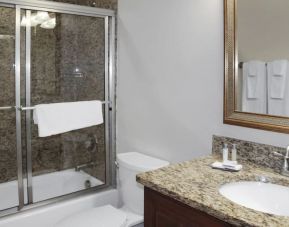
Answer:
[224, 0, 289, 133]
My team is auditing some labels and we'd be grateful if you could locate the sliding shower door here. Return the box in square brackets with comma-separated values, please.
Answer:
[0, 1, 115, 215]
[22, 9, 108, 203]
[0, 6, 22, 212]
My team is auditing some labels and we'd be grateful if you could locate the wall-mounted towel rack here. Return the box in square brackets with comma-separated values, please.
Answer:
[0, 101, 111, 111]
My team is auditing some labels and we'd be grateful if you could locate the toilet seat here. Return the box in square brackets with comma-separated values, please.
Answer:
[54, 205, 127, 227]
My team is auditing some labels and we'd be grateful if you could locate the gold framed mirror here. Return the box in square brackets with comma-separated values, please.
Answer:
[224, 0, 289, 133]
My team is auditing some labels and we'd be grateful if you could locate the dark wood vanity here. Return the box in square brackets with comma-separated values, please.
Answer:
[144, 187, 232, 227]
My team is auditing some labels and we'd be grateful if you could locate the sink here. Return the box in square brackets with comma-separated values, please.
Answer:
[219, 181, 289, 216]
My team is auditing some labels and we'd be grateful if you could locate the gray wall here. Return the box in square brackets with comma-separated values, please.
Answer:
[117, 0, 289, 163]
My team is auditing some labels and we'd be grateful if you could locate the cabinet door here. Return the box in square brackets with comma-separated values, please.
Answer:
[156, 212, 181, 227]
[144, 187, 232, 227]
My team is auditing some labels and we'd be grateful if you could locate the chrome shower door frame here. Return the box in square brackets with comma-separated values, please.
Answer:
[0, 0, 116, 217]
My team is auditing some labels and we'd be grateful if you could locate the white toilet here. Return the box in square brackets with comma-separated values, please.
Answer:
[55, 152, 169, 227]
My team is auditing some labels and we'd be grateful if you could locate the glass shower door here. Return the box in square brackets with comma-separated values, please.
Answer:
[0, 5, 24, 211]
[20, 8, 108, 203]
[0, 1, 114, 215]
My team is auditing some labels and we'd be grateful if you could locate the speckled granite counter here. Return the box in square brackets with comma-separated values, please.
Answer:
[137, 155, 289, 227]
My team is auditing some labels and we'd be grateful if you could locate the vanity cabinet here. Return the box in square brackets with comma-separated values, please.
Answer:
[144, 187, 232, 227]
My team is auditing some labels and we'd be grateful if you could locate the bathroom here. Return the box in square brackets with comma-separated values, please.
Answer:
[0, 0, 289, 226]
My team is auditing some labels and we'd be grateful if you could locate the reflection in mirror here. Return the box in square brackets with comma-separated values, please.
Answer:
[235, 0, 289, 117]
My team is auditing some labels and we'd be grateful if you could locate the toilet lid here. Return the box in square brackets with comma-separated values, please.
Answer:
[54, 205, 127, 227]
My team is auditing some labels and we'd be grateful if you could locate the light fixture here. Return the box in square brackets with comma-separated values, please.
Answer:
[21, 12, 56, 29]
[35, 11, 50, 23]
[40, 18, 56, 29]
[30, 13, 42, 26]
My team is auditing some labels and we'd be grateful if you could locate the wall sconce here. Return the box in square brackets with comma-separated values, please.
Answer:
[21, 12, 56, 29]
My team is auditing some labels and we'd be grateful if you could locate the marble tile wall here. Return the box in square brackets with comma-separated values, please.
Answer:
[212, 135, 286, 173]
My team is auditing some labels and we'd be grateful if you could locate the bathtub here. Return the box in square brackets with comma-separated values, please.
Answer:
[0, 188, 118, 227]
[0, 169, 103, 211]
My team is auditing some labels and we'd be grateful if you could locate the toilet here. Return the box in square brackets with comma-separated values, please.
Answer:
[55, 152, 169, 227]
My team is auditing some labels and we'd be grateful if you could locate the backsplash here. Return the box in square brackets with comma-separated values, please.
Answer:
[212, 135, 286, 173]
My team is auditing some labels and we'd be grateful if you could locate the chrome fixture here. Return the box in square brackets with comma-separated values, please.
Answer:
[274, 146, 289, 177]
[88, 1, 97, 7]
[84, 180, 91, 189]
[0, 106, 14, 110]
[0, 34, 14, 40]
[0, 101, 111, 112]
[75, 162, 97, 172]
[255, 175, 270, 183]
[85, 134, 98, 153]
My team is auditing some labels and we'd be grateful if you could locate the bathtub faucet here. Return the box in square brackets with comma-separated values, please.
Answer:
[75, 162, 97, 172]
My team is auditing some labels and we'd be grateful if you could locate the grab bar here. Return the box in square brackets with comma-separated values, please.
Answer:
[0, 101, 111, 112]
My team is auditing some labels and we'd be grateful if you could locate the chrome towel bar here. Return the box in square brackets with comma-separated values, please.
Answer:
[0, 106, 14, 110]
[0, 101, 111, 111]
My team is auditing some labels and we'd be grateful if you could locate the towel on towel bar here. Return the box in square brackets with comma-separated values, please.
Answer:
[268, 60, 287, 99]
[267, 60, 289, 116]
[33, 100, 103, 137]
[242, 60, 267, 114]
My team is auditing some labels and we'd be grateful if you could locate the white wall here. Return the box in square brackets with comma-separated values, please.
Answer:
[117, 0, 289, 163]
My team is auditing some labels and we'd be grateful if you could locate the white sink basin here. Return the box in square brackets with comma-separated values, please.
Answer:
[219, 181, 289, 216]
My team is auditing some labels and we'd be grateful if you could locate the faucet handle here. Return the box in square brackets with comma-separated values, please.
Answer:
[286, 145, 289, 158]
[274, 150, 289, 176]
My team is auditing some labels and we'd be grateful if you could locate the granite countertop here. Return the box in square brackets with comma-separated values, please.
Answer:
[136, 155, 289, 227]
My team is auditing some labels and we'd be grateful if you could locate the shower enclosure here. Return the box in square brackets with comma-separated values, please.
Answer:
[0, 0, 115, 216]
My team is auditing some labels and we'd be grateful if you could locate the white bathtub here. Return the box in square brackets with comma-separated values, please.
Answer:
[0, 169, 103, 211]
[0, 189, 118, 227]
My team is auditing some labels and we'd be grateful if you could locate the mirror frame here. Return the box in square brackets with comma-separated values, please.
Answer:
[224, 0, 289, 133]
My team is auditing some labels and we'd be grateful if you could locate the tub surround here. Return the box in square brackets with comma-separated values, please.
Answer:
[137, 146, 289, 226]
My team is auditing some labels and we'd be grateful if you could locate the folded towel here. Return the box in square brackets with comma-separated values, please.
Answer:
[268, 60, 287, 99]
[211, 161, 242, 172]
[267, 60, 289, 116]
[248, 63, 258, 76]
[247, 74, 258, 99]
[242, 61, 267, 114]
[273, 60, 287, 76]
[33, 100, 103, 137]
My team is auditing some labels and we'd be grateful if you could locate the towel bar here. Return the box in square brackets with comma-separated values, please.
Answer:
[0, 106, 14, 110]
[0, 101, 111, 111]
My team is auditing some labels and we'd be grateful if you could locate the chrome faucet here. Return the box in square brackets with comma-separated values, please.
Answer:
[75, 162, 97, 172]
[274, 146, 289, 177]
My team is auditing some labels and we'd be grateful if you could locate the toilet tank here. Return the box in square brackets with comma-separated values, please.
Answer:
[117, 152, 169, 215]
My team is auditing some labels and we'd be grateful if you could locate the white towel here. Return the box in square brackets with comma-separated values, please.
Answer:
[268, 60, 289, 116]
[242, 61, 267, 114]
[269, 60, 287, 99]
[33, 100, 103, 137]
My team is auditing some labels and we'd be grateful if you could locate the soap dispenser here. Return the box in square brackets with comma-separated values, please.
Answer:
[222, 143, 228, 163]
